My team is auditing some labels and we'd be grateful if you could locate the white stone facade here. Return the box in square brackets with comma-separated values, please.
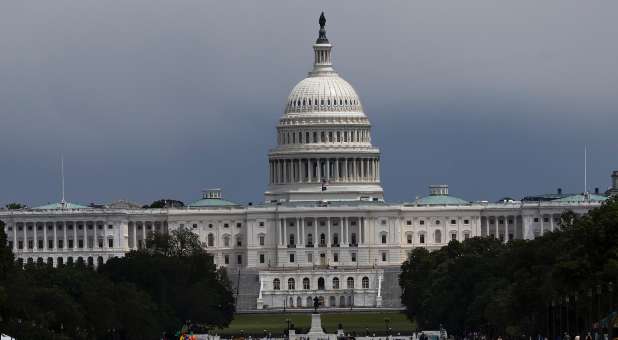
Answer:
[0, 14, 613, 311]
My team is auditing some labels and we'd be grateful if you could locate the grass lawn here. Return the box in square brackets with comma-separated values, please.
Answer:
[217, 312, 416, 336]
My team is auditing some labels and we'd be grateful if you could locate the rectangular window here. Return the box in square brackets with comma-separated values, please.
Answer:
[48, 240, 54, 249]
[58, 240, 63, 249]
[381, 234, 387, 244]
[98, 239, 104, 248]
[435, 220, 440, 225]
[18, 241, 23, 249]
[419, 234, 425, 244]
[289, 253, 295, 263]
[78, 240, 84, 248]
[419, 220, 425, 225]
[450, 219, 456, 225]
[381, 220, 387, 225]
[193, 224, 197, 229]
[464, 233, 470, 240]
[68, 239, 74, 248]
[8, 241, 13, 249]
[224, 255, 229, 264]
[237, 255, 242, 265]
[108, 224, 113, 229]
[407, 234, 412, 244]
[464, 219, 469, 224]
[28, 240, 33, 249]
[259, 221, 265, 227]
[451, 233, 457, 241]
[307, 253, 313, 263]
[224, 223, 229, 228]
[333, 253, 338, 262]
[534, 218, 539, 223]
[381, 252, 387, 262]
[38, 240, 43, 249]
[406, 220, 412, 225]
[351, 252, 356, 262]
[259, 235, 265, 246]
[543, 217, 549, 223]
[259, 254, 265, 263]
[236, 223, 242, 228]
[108, 238, 114, 248]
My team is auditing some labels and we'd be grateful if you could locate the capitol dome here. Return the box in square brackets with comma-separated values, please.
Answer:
[265, 12, 384, 203]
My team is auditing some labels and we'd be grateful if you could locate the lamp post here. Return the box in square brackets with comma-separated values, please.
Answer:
[551, 299, 556, 340]
[384, 318, 391, 336]
[566, 295, 570, 336]
[285, 319, 291, 339]
[574, 293, 578, 337]
[597, 284, 602, 325]
[588, 288, 593, 335]
[609, 282, 614, 315]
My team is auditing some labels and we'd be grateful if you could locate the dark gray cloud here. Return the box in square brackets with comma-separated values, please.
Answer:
[1, 1, 617, 206]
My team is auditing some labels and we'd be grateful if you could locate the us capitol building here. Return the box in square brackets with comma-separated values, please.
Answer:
[1, 14, 615, 311]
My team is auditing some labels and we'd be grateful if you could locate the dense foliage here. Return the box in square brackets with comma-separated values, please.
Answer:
[0, 226, 234, 339]
[143, 199, 185, 209]
[400, 198, 618, 337]
[4, 202, 26, 210]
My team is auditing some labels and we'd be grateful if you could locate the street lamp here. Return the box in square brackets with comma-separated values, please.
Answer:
[285, 319, 291, 338]
[588, 289, 593, 335]
[384, 318, 391, 336]
[566, 295, 570, 336]
[608, 282, 614, 315]
[596, 284, 602, 324]
[574, 293, 579, 336]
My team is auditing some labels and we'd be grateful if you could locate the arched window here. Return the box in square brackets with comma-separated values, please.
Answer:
[362, 276, 369, 289]
[303, 277, 310, 290]
[332, 277, 340, 289]
[297, 296, 302, 307]
[273, 278, 280, 290]
[434, 230, 442, 244]
[207, 233, 214, 247]
[318, 277, 325, 290]
[288, 278, 295, 290]
[347, 277, 354, 289]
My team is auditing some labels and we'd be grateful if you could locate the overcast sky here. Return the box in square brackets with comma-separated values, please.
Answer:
[1, 1, 617, 207]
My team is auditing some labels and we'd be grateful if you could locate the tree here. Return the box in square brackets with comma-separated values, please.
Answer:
[4, 202, 26, 210]
[399, 198, 618, 337]
[144, 199, 184, 209]
[100, 229, 234, 333]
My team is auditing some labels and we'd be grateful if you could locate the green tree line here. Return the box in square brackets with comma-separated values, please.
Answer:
[400, 198, 618, 338]
[0, 226, 234, 339]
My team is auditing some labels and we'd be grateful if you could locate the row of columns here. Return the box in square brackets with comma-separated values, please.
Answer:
[278, 128, 369, 145]
[484, 214, 557, 242]
[10, 221, 116, 252]
[277, 217, 366, 247]
[269, 157, 380, 184]
[128, 221, 164, 250]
